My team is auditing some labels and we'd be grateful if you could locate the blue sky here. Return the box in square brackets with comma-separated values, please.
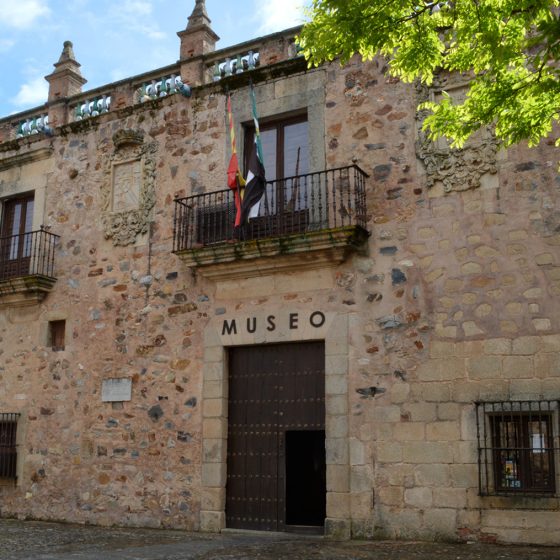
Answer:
[0, 0, 309, 118]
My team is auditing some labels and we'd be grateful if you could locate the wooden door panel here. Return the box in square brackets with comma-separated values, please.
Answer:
[227, 342, 325, 532]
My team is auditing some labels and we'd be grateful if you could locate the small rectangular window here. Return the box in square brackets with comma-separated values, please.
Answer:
[48, 320, 65, 351]
[0, 413, 19, 479]
[476, 401, 559, 496]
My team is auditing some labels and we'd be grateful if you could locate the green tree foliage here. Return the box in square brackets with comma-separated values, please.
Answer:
[298, 1, 560, 148]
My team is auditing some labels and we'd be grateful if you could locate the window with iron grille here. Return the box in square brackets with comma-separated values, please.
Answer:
[476, 401, 560, 496]
[0, 413, 19, 480]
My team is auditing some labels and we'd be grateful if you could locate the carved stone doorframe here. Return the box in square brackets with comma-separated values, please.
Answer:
[199, 309, 351, 538]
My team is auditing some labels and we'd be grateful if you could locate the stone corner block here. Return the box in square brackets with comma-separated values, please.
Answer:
[325, 518, 351, 540]
[200, 510, 225, 532]
[351, 518, 375, 539]
[201, 462, 226, 487]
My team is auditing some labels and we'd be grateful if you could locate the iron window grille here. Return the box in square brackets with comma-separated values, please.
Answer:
[0, 413, 19, 480]
[475, 400, 560, 497]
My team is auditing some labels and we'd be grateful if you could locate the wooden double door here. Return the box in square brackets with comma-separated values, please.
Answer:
[226, 341, 326, 532]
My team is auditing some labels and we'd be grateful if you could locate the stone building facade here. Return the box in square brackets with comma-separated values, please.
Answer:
[0, 0, 559, 545]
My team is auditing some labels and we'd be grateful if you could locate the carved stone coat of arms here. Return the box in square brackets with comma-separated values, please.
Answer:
[101, 129, 157, 246]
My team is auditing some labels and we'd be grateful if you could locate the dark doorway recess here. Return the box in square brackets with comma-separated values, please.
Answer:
[285, 430, 326, 528]
[226, 341, 325, 533]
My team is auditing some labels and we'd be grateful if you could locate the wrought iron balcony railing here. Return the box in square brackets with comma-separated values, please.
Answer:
[173, 165, 368, 253]
[0, 228, 59, 282]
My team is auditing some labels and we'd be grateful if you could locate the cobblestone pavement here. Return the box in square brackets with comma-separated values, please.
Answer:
[1, 519, 560, 560]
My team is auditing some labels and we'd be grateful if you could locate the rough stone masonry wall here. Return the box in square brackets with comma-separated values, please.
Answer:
[0, 89, 229, 528]
[0, 65, 327, 530]
[0, 51, 559, 544]
[320, 55, 560, 543]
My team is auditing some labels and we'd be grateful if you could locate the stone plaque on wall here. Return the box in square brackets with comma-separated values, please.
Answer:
[101, 378, 132, 402]
[112, 160, 142, 212]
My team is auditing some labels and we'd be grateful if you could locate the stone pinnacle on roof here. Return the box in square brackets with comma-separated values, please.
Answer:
[52, 40, 84, 77]
[58, 41, 77, 64]
[45, 40, 87, 105]
[187, 0, 212, 29]
[178, 0, 220, 62]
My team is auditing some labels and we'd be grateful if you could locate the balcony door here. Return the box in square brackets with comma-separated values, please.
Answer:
[1, 194, 34, 279]
[250, 116, 309, 183]
[244, 115, 309, 235]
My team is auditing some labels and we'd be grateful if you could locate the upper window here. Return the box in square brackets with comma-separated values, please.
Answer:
[476, 401, 559, 496]
[245, 114, 309, 182]
[0, 193, 34, 279]
[1, 193, 34, 242]
[244, 115, 310, 226]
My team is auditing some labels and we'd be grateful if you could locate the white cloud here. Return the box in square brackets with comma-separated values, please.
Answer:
[11, 76, 48, 108]
[138, 26, 166, 40]
[0, 0, 50, 29]
[254, 0, 308, 35]
[106, 0, 165, 41]
[0, 39, 15, 52]
[112, 0, 153, 18]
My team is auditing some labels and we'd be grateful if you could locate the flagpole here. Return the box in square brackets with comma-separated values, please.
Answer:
[226, 90, 244, 232]
[238, 82, 267, 228]
[249, 80, 264, 166]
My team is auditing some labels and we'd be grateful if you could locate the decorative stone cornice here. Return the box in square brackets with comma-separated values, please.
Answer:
[175, 226, 369, 280]
[0, 147, 53, 172]
[0, 275, 57, 308]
